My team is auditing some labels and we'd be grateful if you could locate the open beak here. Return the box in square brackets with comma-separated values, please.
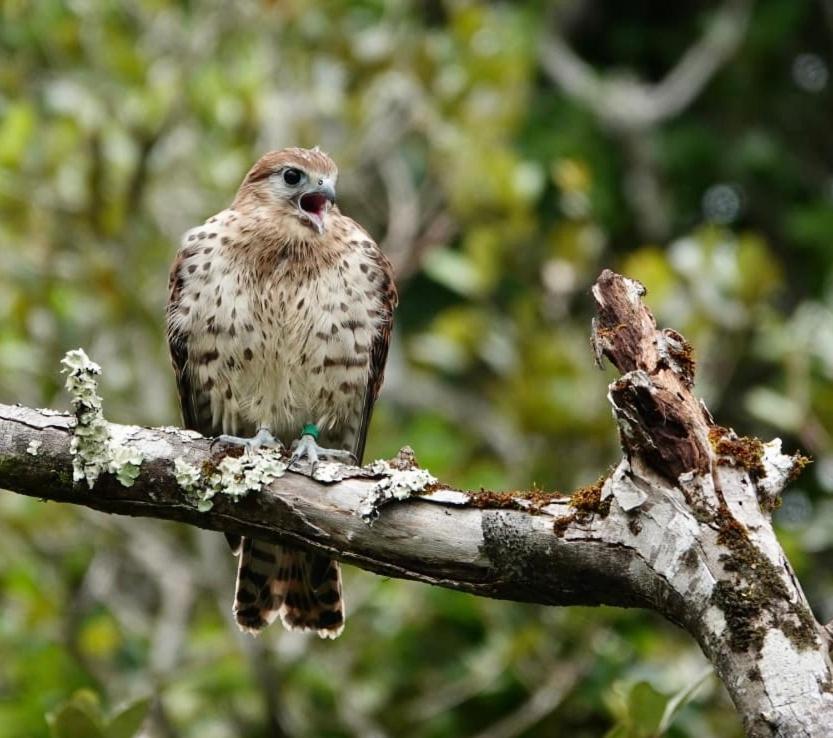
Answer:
[298, 181, 336, 234]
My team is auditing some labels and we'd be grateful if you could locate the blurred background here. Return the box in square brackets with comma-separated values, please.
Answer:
[1, 0, 832, 736]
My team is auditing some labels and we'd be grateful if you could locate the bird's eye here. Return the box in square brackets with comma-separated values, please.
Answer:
[283, 168, 303, 186]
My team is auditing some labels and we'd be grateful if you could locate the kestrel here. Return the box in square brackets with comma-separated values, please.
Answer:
[166, 147, 397, 637]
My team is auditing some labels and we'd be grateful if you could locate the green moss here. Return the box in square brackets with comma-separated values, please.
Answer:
[781, 604, 819, 651]
[711, 508, 818, 653]
[467, 487, 564, 513]
[759, 494, 782, 514]
[570, 477, 610, 516]
[420, 481, 452, 495]
[708, 426, 766, 480]
[466, 490, 529, 511]
[787, 453, 812, 483]
[552, 512, 575, 537]
[710, 428, 811, 512]
[463, 476, 613, 537]
[201, 446, 243, 477]
[552, 476, 610, 537]
[713, 580, 767, 652]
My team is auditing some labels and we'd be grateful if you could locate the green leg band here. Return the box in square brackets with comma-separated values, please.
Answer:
[301, 423, 320, 440]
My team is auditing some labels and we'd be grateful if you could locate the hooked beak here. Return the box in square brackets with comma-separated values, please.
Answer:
[298, 181, 336, 234]
[316, 181, 337, 205]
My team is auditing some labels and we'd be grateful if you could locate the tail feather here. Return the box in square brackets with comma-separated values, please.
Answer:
[280, 550, 344, 638]
[233, 538, 344, 638]
[233, 538, 282, 632]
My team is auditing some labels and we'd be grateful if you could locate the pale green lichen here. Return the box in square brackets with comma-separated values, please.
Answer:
[173, 458, 202, 492]
[62, 349, 110, 487]
[174, 455, 214, 511]
[26, 440, 42, 456]
[211, 451, 287, 499]
[61, 348, 144, 488]
[108, 445, 143, 487]
[359, 461, 438, 523]
[380, 467, 438, 500]
[174, 450, 287, 512]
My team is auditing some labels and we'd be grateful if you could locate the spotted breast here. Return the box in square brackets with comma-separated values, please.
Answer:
[168, 209, 393, 454]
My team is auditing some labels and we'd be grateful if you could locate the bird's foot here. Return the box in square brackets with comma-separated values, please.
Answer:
[290, 425, 356, 468]
[211, 427, 284, 455]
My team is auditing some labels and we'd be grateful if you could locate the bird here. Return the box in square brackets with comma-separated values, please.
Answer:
[165, 147, 397, 638]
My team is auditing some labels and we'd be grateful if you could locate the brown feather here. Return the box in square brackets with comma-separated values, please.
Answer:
[346, 222, 398, 463]
[166, 250, 216, 434]
[234, 147, 338, 207]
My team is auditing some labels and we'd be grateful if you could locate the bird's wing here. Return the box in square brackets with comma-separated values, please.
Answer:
[167, 231, 242, 552]
[351, 240, 398, 465]
[165, 245, 217, 436]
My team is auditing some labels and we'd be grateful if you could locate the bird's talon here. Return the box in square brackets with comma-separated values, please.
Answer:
[210, 428, 284, 455]
[289, 433, 353, 466]
[211, 434, 243, 451]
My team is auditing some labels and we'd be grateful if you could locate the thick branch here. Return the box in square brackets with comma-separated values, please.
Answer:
[2, 270, 833, 737]
[0, 404, 661, 610]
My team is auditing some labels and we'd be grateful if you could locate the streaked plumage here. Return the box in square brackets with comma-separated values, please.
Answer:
[166, 147, 397, 637]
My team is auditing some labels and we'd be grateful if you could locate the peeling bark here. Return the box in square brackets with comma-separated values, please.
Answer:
[1, 269, 831, 736]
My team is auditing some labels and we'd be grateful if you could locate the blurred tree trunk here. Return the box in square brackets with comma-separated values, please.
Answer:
[1, 270, 831, 737]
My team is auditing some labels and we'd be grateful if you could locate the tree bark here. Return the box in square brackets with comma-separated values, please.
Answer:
[1, 270, 831, 736]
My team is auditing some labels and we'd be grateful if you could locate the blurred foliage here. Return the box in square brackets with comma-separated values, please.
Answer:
[47, 689, 150, 738]
[1, 0, 833, 736]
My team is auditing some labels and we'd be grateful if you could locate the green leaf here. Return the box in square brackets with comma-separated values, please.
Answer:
[106, 697, 151, 738]
[48, 705, 105, 738]
[47, 691, 105, 738]
[628, 681, 667, 735]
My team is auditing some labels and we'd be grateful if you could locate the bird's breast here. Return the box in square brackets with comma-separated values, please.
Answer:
[174, 221, 384, 441]
[229, 252, 379, 437]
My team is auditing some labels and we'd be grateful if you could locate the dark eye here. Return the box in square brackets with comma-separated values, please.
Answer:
[283, 168, 303, 186]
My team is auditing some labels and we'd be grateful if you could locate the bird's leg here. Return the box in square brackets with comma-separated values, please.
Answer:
[211, 426, 284, 454]
[290, 424, 356, 466]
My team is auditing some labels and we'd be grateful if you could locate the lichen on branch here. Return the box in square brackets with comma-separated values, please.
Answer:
[61, 348, 143, 488]
[173, 449, 288, 512]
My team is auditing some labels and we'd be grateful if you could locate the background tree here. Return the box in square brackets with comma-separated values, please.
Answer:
[1, 1, 832, 736]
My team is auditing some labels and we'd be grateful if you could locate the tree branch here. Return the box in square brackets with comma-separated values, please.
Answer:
[0, 403, 645, 608]
[538, 1, 754, 239]
[2, 270, 832, 736]
[539, 0, 754, 131]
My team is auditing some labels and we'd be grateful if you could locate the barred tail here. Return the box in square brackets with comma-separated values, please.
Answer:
[233, 538, 344, 639]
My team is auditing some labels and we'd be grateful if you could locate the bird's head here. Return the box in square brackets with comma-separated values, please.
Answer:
[234, 147, 338, 237]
